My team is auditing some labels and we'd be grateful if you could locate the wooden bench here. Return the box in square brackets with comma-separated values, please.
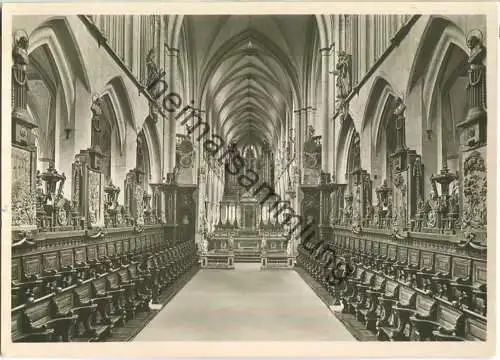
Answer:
[11, 278, 43, 308]
[117, 268, 144, 319]
[12, 297, 55, 342]
[430, 305, 466, 341]
[341, 264, 366, 314]
[106, 272, 127, 320]
[358, 274, 386, 331]
[377, 286, 415, 341]
[39, 269, 63, 296]
[91, 276, 123, 329]
[48, 289, 80, 341]
[408, 294, 438, 340]
[352, 271, 375, 320]
[462, 314, 486, 341]
[128, 264, 152, 311]
[73, 279, 110, 341]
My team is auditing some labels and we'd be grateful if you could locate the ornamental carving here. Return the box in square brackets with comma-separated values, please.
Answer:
[12, 147, 37, 229]
[12, 30, 31, 124]
[88, 169, 103, 227]
[145, 48, 161, 89]
[342, 193, 353, 225]
[392, 171, 409, 238]
[374, 180, 392, 229]
[135, 185, 145, 226]
[176, 135, 194, 169]
[334, 51, 352, 101]
[303, 125, 321, 170]
[461, 151, 487, 243]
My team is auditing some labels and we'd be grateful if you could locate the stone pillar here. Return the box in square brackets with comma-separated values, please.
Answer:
[318, 46, 333, 245]
[294, 110, 303, 211]
[320, 48, 330, 176]
[165, 49, 179, 175]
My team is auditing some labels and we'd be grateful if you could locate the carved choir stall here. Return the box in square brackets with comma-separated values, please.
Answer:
[10, 33, 199, 342]
[297, 31, 487, 342]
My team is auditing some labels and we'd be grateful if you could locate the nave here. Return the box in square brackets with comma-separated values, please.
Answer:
[8, 12, 488, 346]
[134, 264, 355, 341]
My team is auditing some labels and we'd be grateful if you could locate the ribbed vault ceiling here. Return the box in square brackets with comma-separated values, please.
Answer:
[186, 15, 314, 147]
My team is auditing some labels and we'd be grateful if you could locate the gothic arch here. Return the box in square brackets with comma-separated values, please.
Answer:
[361, 76, 396, 139]
[142, 116, 162, 183]
[29, 17, 91, 125]
[336, 115, 356, 184]
[405, 16, 468, 132]
[101, 76, 137, 155]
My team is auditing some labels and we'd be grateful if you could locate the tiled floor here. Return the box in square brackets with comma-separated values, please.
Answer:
[133, 263, 356, 341]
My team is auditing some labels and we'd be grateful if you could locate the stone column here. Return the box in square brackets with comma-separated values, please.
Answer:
[319, 47, 331, 176]
[167, 50, 179, 175]
[294, 110, 303, 209]
[318, 46, 333, 244]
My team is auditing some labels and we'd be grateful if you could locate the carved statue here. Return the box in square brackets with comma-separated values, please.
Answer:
[343, 194, 353, 224]
[426, 189, 439, 229]
[393, 98, 407, 151]
[307, 125, 315, 140]
[286, 238, 293, 256]
[335, 51, 351, 100]
[145, 48, 160, 87]
[12, 30, 30, 114]
[136, 138, 144, 172]
[90, 95, 103, 145]
[261, 237, 267, 250]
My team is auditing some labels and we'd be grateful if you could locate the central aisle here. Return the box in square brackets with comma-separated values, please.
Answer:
[133, 263, 356, 341]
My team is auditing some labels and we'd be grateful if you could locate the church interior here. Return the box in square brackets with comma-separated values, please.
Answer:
[10, 14, 487, 342]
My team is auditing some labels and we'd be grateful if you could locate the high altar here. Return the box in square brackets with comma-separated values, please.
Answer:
[199, 141, 294, 269]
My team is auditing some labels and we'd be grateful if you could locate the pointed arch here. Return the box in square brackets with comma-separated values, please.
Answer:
[100, 76, 136, 154]
[336, 115, 356, 184]
[405, 16, 467, 132]
[142, 116, 162, 183]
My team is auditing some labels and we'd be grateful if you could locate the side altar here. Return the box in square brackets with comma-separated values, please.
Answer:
[259, 229, 295, 269]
